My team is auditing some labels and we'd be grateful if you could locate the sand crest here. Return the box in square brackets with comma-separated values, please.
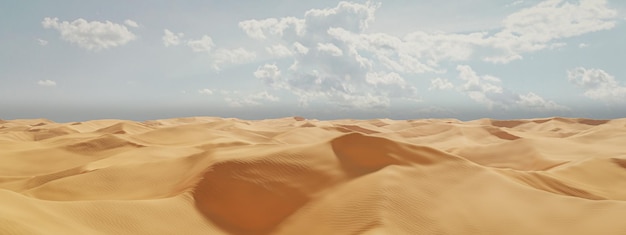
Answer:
[1, 117, 626, 234]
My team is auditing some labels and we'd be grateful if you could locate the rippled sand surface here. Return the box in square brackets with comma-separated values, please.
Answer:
[1, 117, 626, 234]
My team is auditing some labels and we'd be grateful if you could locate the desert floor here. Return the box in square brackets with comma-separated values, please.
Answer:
[1, 116, 626, 234]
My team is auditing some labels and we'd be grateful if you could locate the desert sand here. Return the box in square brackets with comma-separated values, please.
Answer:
[1, 116, 626, 234]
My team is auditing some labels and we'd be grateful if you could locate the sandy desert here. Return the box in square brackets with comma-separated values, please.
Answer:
[1, 116, 626, 234]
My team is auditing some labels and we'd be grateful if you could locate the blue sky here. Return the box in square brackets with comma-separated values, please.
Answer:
[1, 0, 625, 121]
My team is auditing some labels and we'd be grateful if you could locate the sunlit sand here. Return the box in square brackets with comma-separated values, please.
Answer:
[1, 117, 626, 234]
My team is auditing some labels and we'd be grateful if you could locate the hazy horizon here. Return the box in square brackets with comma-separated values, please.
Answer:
[2, 0, 625, 121]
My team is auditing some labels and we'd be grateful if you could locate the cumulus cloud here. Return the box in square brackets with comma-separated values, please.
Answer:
[238, 1, 379, 43]
[238, 17, 305, 40]
[429, 78, 454, 90]
[223, 91, 280, 107]
[238, 2, 419, 109]
[324, 23, 484, 74]
[321, 0, 617, 67]
[304, 1, 379, 33]
[457, 65, 506, 109]
[163, 29, 183, 47]
[456, 65, 568, 111]
[323, 0, 617, 69]
[485, 0, 617, 63]
[317, 43, 343, 56]
[187, 35, 215, 52]
[333, 93, 390, 109]
[198, 88, 213, 95]
[254, 64, 281, 86]
[249, 91, 280, 102]
[211, 48, 256, 70]
[292, 42, 309, 55]
[124, 19, 139, 28]
[252, 62, 415, 109]
[516, 92, 566, 111]
[233, 0, 615, 109]
[266, 44, 293, 57]
[42, 17, 136, 51]
[568, 67, 626, 102]
[37, 80, 56, 86]
[365, 72, 416, 97]
[257, 2, 615, 67]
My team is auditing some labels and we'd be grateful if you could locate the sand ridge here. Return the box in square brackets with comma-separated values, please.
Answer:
[1, 116, 626, 234]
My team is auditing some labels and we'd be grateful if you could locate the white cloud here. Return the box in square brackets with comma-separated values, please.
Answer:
[163, 29, 183, 47]
[37, 80, 56, 86]
[236, 2, 419, 109]
[251, 64, 416, 109]
[365, 72, 417, 98]
[317, 42, 343, 56]
[266, 44, 292, 57]
[254, 64, 281, 86]
[296, 0, 615, 66]
[292, 42, 309, 54]
[42, 17, 136, 51]
[321, 0, 618, 68]
[334, 93, 390, 109]
[325, 21, 484, 74]
[224, 98, 245, 107]
[503, 0, 617, 38]
[36, 38, 48, 46]
[516, 92, 567, 111]
[238, 1, 378, 42]
[249, 91, 280, 102]
[223, 91, 280, 107]
[429, 78, 454, 90]
[238, 17, 305, 40]
[211, 48, 257, 70]
[304, 1, 380, 33]
[485, 0, 618, 63]
[578, 43, 589, 48]
[365, 72, 405, 86]
[457, 65, 505, 109]
[187, 35, 215, 52]
[568, 67, 626, 102]
[456, 65, 567, 111]
[238, 19, 271, 40]
[198, 88, 213, 95]
[124, 19, 139, 28]
[483, 54, 523, 64]
[233, 1, 614, 109]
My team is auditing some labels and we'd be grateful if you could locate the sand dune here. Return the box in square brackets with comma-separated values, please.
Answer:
[1, 117, 626, 234]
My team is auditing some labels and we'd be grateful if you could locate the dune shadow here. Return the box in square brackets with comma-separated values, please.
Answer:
[192, 159, 318, 235]
[577, 119, 609, 126]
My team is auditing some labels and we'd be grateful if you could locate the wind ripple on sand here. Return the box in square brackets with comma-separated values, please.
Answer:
[1, 117, 626, 234]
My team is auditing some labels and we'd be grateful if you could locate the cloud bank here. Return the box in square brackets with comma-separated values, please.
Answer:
[42, 17, 137, 51]
[236, 0, 616, 109]
[568, 67, 626, 102]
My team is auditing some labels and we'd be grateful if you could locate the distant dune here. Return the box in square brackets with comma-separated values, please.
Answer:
[1, 117, 626, 234]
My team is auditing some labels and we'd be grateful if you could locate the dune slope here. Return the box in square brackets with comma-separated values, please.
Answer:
[1, 117, 626, 234]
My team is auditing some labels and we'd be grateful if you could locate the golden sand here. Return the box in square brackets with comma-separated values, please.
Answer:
[1, 117, 626, 234]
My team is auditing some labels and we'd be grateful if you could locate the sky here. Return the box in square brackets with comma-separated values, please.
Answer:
[1, 0, 626, 122]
